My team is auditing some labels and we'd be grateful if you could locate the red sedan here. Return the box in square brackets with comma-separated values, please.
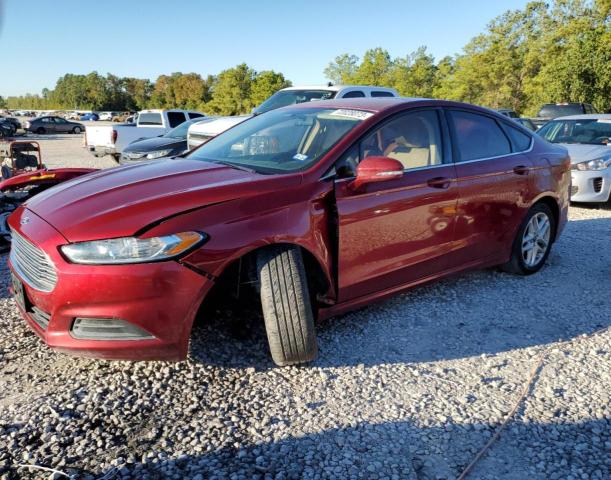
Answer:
[8, 98, 570, 366]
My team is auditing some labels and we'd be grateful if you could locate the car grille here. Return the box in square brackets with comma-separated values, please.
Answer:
[10, 230, 58, 292]
[593, 177, 603, 193]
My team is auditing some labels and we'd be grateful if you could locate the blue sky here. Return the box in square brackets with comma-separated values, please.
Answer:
[0, 0, 530, 96]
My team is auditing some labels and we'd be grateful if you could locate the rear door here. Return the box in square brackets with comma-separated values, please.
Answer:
[446, 109, 534, 264]
[334, 108, 458, 302]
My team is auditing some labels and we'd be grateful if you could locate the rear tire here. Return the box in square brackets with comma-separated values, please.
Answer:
[257, 246, 318, 366]
[502, 203, 555, 275]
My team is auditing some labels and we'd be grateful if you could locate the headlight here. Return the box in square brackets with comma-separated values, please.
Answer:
[576, 158, 611, 171]
[60, 232, 205, 265]
[146, 149, 172, 159]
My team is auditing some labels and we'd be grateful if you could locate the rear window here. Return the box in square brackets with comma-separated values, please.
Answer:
[138, 113, 163, 126]
[449, 110, 511, 161]
[538, 104, 584, 118]
[504, 124, 532, 151]
[371, 91, 395, 97]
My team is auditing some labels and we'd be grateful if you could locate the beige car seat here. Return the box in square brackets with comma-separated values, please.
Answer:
[383, 118, 432, 169]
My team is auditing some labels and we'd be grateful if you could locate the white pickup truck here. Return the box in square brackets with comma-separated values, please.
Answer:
[187, 85, 398, 150]
[86, 109, 205, 161]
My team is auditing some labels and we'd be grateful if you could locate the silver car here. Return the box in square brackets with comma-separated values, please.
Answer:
[538, 114, 611, 203]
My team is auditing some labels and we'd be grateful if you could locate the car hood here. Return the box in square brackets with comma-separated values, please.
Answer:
[562, 144, 611, 164]
[123, 135, 185, 153]
[25, 159, 301, 242]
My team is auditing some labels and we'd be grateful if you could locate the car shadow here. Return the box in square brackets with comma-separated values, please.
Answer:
[5, 417, 606, 479]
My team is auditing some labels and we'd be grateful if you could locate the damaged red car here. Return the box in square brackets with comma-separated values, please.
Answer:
[8, 98, 570, 365]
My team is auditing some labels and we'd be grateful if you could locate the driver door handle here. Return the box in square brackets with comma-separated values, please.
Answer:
[427, 176, 451, 189]
[513, 165, 530, 175]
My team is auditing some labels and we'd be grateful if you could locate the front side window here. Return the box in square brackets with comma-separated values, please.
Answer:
[342, 90, 365, 98]
[187, 107, 367, 174]
[254, 90, 337, 114]
[361, 110, 443, 170]
[449, 110, 511, 161]
[537, 119, 611, 145]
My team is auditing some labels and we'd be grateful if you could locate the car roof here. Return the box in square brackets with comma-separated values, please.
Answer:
[280, 85, 397, 93]
[280, 97, 439, 113]
[554, 114, 611, 120]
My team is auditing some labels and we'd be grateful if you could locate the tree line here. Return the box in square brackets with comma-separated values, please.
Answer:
[2, 0, 609, 116]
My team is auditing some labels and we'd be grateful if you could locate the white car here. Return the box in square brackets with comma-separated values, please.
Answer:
[537, 114, 611, 203]
[98, 112, 115, 121]
[187, 84, 399, 150]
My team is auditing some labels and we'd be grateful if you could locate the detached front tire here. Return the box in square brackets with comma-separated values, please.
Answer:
[502, 203, 555, 275]
[257, 246, 318, 366]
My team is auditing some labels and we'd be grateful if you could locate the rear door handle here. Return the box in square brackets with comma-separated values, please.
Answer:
[427, 176, 451, 189]
[513, 165, 530, 175]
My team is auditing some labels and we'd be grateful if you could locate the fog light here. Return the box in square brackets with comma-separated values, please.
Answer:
[71, 318, 154, 340]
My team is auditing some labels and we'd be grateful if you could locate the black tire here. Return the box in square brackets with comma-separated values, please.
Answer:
[257, 246, 318, 366]
[36, 127, 46, 134]
[502, 203, 555, 275]
[72, 126, 82, 134]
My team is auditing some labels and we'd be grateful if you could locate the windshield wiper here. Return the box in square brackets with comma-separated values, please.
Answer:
[213, 161, 257, 173]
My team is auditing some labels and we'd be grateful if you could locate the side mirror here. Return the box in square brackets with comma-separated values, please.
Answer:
[351, 156, 404, 190]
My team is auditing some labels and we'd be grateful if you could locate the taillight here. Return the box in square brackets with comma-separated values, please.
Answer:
[112, 130, 118, 144]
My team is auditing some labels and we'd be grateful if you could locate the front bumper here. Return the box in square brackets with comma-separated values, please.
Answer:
[570, 169, 611, 203]
[87, 145, 117, 157]
[8, 208, 212, 361]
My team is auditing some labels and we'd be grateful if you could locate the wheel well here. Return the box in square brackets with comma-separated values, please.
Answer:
[195, 243, 330, 323]
[534, 196, 560, 241]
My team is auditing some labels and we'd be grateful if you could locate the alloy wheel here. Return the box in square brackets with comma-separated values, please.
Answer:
[521, 212, 551, 267]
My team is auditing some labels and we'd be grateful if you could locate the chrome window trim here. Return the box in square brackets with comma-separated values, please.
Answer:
[454, 138, 534, 165]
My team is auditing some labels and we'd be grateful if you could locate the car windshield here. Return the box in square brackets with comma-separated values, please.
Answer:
[187, 107, 370, 173]
[537, 119, 611, 145]
[254, 90, 337, 114]
[164, 118, 206, 139]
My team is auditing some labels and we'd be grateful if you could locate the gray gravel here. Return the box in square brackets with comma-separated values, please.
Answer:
[0, 134, 609, 479]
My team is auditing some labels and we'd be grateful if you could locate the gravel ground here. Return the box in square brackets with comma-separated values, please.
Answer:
[0, 134, 610, 479]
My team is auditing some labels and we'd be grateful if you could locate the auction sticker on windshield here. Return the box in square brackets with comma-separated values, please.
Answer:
[329, 109, 373, 120]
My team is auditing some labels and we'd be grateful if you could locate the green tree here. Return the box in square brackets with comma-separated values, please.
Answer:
[0, 96, 7, 109]
[205, 63, 256, 115]
[324, 54, 359, 84]
[250, 70, 291, 106]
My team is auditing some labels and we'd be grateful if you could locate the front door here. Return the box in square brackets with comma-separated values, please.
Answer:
[335, 109, 458, 302]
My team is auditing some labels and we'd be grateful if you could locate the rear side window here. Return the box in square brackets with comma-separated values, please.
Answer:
[167, 112, 187, 128]
[504, 124, 532, 152]
[188, 113, 204, 119]
[371, 91, 395, 97]
[342, 90, 365, 98]
[138, 113, 163, 126]
[449, 110, 511, 161]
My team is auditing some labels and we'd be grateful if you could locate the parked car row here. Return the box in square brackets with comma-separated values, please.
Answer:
[85, 109, 205, 161]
